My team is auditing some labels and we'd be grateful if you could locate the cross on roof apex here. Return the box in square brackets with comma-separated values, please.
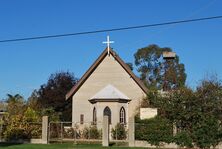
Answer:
[102, 36, 114, 55]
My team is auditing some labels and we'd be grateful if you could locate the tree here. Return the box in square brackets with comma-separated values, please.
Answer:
[6, 94, 25, 116]
[192, 76, 222, 148]
[126, 62, 133, 71]
[196, 76, 222, 121]
[134, 44, 186, 90]
[27, 90, 40, 111]
[147, 76, 222, 148]
[36, 71, 78, 121]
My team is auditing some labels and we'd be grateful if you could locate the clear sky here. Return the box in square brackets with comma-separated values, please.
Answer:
[0, 0, 222, 100]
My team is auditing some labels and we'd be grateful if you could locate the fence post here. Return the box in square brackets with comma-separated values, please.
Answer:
[74, 124, 76, 144]
[102, 116, 109, 147]
[128, 116, 135, 147]
[173, 123, 177, 136]
[61, 122, 63, 144]
[0, 123, 2, 142]
[42, 116, 48, 144]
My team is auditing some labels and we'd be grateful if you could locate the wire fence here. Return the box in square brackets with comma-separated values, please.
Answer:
[0, 121, 153, 143]
[48, 122, 128, 143]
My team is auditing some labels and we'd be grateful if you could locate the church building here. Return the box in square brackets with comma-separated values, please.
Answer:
[66, 40, 147, 128]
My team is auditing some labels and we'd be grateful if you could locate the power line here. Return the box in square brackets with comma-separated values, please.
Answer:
[0, 15, 222, 43]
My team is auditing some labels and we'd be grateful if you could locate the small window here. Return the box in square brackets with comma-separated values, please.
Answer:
[80, 114, 84, 124]
[93, 107, 97, 124]
[120, 107, 126, 124]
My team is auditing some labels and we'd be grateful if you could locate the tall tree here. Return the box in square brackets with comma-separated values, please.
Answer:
[36, 71, 78, 121]
[134, 44, 186, 90]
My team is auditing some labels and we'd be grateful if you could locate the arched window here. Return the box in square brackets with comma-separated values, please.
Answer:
[103, 106, 111, 124]
[93, 107, 97, 124]
[120, 107, 126, 124]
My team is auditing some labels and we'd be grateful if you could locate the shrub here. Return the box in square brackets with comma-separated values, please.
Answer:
[111, 123, 127, 140]
[82, 125, 101, 139]
[4, 127, 27, 140]
[192, 116, 222, 149]
[4, 107, 41, 140]
[173, 131, 193, 148]
[3, 115, 29, 140]
[135, 116, 173, 146]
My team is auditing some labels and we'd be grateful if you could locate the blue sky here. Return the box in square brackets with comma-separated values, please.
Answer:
[0, 0, 222, 99]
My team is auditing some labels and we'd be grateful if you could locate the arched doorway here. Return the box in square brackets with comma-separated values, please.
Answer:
[103, 106, 111, 124]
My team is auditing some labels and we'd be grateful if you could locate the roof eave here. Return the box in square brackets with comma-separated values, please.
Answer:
[65, 47, 148, 100]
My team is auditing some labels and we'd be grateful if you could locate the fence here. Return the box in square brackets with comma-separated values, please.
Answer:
[48, 121, 128, 143]
[0, 121, 129, 143]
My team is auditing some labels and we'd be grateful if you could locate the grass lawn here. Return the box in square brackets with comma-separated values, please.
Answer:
[0, 143, 148, 149]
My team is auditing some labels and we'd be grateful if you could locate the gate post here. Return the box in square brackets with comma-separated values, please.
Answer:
[102, 116, 109, 147]
[42, 116, 48, 144]
[128, 116, 135, 147]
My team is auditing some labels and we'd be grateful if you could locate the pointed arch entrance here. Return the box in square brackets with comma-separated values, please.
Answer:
[103, 106, 111, 124]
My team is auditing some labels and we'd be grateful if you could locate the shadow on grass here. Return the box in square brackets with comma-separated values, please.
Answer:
[0, 142, 23, 147]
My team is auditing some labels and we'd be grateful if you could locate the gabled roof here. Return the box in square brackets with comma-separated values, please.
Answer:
[90, 84, 130, 100]
[66, 47, 148, 100]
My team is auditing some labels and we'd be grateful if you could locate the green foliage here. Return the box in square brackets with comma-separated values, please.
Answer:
[4, 115, 26, 140]
[146, 76, 222, 148]
[41, 107, 60, 122]
[111, 123, 127, 140]
[134, 44, 186, 90]
[196, 76, 222, 121]
[23, 107, 39, 122]
[135, 117, 173, 146]
[173, 131, 193, 148]
[192, 116, 222, 148]
[191, 77, 222, 148]
[82, 126, 101, 139]
[4, 107, 41, 140]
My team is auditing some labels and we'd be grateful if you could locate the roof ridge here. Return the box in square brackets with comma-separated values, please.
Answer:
[65, 47, 147, 100]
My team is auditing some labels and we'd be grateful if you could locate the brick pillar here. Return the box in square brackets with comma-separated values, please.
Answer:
[102, 116, 109, 147]
[128, 116, 135, 147]
[42, 116, 48, 144]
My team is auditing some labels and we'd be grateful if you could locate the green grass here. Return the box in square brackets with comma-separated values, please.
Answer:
[0, 143, 148, 149]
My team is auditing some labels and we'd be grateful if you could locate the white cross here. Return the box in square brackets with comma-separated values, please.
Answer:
[102, 35, 114, 55]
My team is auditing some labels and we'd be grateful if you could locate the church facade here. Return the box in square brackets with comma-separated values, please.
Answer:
[66, 47, 147, 128]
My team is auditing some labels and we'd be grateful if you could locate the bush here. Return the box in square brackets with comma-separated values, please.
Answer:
[111, 123, 127, 140]
[4, 107, 41, 140]
[192, 116, 222, 149]
[82, 125, 101, 139]
[3, 114, 34, 140]
[135, 116, 173, 146]
[4, 127, 27, 140]
[173, 131, 193, 148]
